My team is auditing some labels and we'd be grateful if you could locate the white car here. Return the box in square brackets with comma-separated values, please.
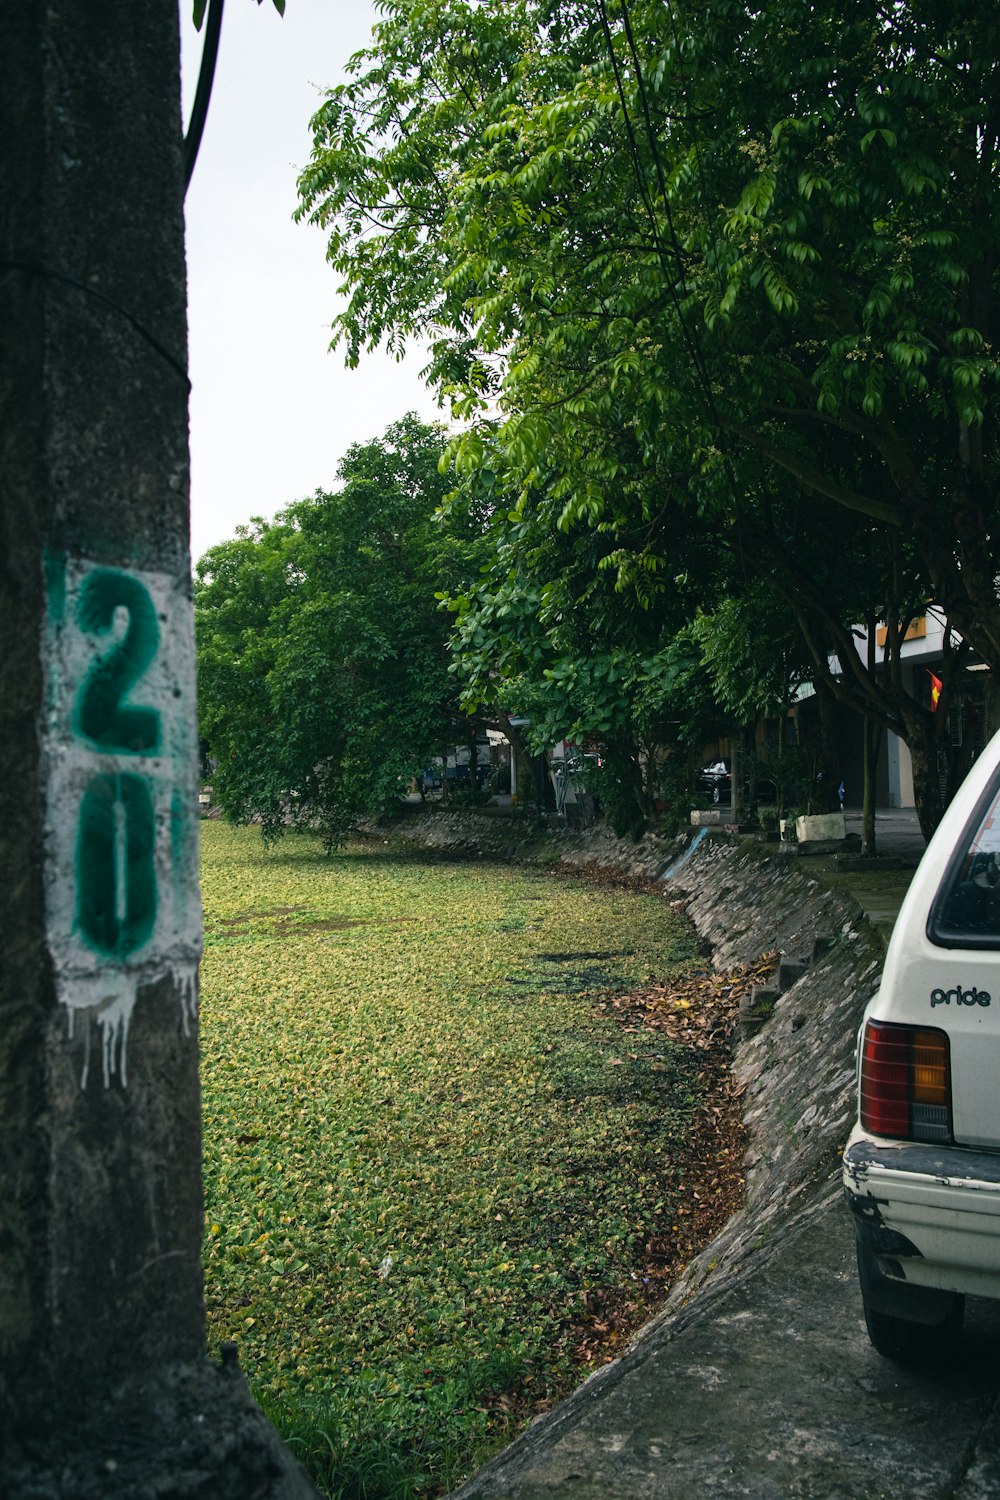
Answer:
[843, 730, 1000, 1360]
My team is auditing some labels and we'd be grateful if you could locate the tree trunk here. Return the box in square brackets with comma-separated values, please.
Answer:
[943, 691, 979, 802]
[731, 730, 746, 824]
[814, 678, 844, 812]
[861, 716, 881, 858]
[909, 731, 947, 843]
[533, 750, 557, 817]
[469, 722, 480, 795]
[913, 482, 1000, 679]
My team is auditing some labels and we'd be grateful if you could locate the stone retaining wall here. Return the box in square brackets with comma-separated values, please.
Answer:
[652, 835, 882, 1330]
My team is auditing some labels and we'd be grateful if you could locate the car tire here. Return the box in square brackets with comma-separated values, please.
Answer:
[712, 785, 720, 805]
[856, 1241, 964, 1363]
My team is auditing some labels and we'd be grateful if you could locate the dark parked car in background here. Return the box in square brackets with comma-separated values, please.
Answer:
[697, 759, 779, 805]
[697, 760, 732, 803]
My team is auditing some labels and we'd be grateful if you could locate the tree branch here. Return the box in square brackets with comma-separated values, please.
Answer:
[727, 424, 904, 526]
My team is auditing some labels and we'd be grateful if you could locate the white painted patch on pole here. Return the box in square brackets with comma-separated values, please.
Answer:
[41, 556, 203, 1086]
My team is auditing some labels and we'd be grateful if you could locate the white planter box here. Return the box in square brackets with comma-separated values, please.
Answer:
[795, 812, 846, 844]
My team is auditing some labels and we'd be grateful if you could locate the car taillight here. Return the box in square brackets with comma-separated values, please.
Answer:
[860, 1021, 952, 1143]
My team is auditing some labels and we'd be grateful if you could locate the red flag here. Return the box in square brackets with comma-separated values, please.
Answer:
[928, 671, 943, 712]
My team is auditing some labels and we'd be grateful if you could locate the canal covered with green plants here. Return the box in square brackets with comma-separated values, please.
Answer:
[199, 822, 736, 1499]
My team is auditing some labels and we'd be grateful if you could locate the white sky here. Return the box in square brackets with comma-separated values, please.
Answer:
[180, 0, 441, 566]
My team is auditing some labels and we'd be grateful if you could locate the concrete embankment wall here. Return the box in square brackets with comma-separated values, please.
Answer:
[648, 831, 881, 1326]
[386, 807, 882, 1365]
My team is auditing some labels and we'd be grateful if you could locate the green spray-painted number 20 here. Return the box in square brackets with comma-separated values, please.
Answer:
[74, 568, 161, 753]
[72, 569, 161, 959]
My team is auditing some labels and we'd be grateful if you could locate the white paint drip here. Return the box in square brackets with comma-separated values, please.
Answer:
[178, 964, 199, 1037]
[64, 960, 200, 1087]
[97, 987, 135, 1089]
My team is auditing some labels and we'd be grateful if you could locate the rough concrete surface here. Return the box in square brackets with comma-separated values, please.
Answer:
[4, 1358, 319, 1500]
[385, 810, 1000, 1499]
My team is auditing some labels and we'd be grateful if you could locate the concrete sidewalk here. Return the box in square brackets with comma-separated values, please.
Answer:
[841, 804, 926, 862]
[813, 807, 925, 944]
[454, 1200, 1000, 1499]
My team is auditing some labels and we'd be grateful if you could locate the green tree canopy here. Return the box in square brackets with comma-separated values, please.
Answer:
[299, 0, 1000, 607]
[195, 414, 485, 842]
[441, 438, 730, 833]
[297, 0, 1000, 833]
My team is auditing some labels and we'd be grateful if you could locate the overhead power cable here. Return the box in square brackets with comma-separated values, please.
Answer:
[184, 0, 225, 194]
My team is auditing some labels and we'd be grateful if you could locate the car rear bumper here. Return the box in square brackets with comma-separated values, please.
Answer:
[843, 1127, 1000, 1299]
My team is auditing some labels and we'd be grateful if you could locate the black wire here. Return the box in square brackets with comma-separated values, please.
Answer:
[617, 1, 683, 259]
[658, 0, 744, 403]
[0, 260, 190, 389]
[184, 0, 225, 194]
[595, 3, 656, 226]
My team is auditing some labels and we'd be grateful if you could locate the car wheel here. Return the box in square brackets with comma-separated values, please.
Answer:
[862, 1303, 963, 1363]
[712, 785, 720, 805]
[856, 1240, 964, 1363]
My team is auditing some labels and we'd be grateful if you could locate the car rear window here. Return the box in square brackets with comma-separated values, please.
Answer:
[929, 775, 1000, 948]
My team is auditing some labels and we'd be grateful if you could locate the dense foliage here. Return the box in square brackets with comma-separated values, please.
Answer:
[297, 0, 1000, 833]
[195, 416, 484, 841]
[199, 823, 712, 1497]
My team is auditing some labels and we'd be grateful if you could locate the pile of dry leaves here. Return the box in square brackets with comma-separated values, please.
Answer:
[570, 941, 778, 1370]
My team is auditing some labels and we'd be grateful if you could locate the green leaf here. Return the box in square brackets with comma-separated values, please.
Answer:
[859, 127, 897, 154]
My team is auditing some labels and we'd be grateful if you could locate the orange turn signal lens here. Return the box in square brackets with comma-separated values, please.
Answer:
[912, 1029, 949, 1106]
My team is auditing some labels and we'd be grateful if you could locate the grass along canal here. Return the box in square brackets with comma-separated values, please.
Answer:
[199, 823, 750, 1498]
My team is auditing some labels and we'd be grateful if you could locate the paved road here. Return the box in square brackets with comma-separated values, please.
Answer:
[706, 804, 925, 859]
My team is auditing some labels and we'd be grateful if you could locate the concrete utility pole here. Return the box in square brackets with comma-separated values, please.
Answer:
[1, 5, 316, 1494]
